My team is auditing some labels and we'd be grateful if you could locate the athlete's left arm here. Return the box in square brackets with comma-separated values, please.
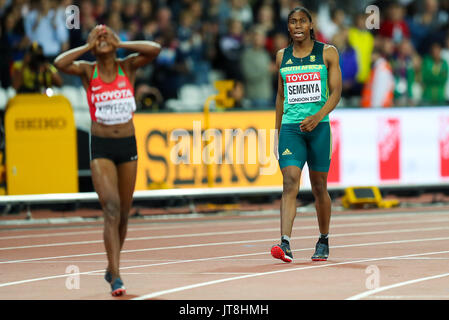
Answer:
[117, 41, 161, 86]
[300, 45, 342, 132]
[106, 29, 161, 80]
[119, 41, 162, 69]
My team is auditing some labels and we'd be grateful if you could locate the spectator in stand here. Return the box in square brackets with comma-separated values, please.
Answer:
[421, 42, 448, 105]
[136, 0, 155, 28]
[408, 0, 449, 55]
[241, 25, 273, 108]
[177, 8, 198, 84]
[0, 5, 30, 88]
[121, 0, 138, 27]
[23, 0, 69, 61]
[321, 8, 346, 43]
[270, 31, 288, 100]
[132, 19, 158, 91]
[442, 32, 449, 102]
[348, 12, 375, 90]
[151, 25, 189, 104]
[154, 5, 173, 37]
[332, 28, 359, 101]
[278, 0, 294, 24]
[201, 17, 220, 81]
[109, 0, 123, 17]
[229, 0, 253, 30]
[391, 38, 421, 106]
[135, 19, 158, 41]
[2, 4, 29, 62]
[310, 11, 327, 43]
[68, 0, 96, 51]
[64, 0, 97, 85]
[217, 18, 245, 82]
[379, 1, 410, 44]
[255, 4, 279, 52]
[11, 42, 62, 93]
[107, 12, 129, 58]
[361, 42, 395, 108]
[0, 16, 12, 88]
[93, 0, 108, 24]
[204, 0, 222, 24]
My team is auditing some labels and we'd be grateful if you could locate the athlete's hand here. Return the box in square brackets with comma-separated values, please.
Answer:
[87, 25, 104, 50]
[273, 132, 279, 160]
[106, 27, 121, 49]
[300, 114, 320, 132]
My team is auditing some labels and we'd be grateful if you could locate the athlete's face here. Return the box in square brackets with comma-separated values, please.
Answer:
[94, 31, 115, 55]
[288, 11, 313, 42]
[91, 26, 119, 56]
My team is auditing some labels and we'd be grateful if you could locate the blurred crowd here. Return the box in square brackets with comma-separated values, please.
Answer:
[0, 0, 449, 110]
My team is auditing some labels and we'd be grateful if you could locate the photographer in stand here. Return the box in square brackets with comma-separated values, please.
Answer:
[11, 42, 62, 93]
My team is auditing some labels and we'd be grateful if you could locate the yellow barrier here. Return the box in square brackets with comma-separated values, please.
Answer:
[203, 80, 235, 187]
[5, 94, 78, 195]
[133, 111, 280, 190]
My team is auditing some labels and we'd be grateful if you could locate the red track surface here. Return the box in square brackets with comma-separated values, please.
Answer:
[1, 205, 449, 300]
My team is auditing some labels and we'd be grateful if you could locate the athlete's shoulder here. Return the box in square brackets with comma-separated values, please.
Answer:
[323, 43, 337, 51]
[276, 47, 287, 65]
[276, 47, 286, 57]
[323, 43, 339, 60]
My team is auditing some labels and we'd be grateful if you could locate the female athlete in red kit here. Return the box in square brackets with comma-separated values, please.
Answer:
[54, 25, 161, 296]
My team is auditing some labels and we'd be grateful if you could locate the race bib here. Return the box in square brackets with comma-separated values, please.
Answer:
[285, 72, 321, 104]
[94, 97, 136, 125]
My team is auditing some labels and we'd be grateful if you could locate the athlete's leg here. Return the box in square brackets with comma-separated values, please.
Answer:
[117, 160, 137, 250]
[271, 165, 301, 262]
[277, 123, 306, 237]
[280, 166, 302, 237]
[309, 170, 331, 235]
[306, 122, 332, 234]
[90, 158, 121, 279]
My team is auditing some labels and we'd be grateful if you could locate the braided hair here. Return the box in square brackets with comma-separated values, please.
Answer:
[287, 7, 315, 44]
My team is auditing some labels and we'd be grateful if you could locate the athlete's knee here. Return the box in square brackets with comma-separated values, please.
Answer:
[311, 179, 328, 197]
[102, 198, 121, 222]
[283, 174, 300, 194]
[119, 210, 130, 227]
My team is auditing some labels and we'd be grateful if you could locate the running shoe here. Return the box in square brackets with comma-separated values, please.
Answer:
[271, 241, 293, 263]
[311, 240, 329, 261]
[110, 277, 126, 297]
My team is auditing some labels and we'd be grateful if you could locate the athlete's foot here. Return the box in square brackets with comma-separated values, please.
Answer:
[271, 241, 293, 263]
[311, 238, 329, 261]
[110, 277, 126, 297]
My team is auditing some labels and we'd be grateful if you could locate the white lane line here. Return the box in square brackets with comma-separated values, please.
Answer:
[2, 226, 449, 264]
[0, 237, 448, 289]
[132, 250, 449, 300]
[7, 256, 449, 265]
[346, 273, 449, 300]
[0, 217, 278, 240]
[2, 216, 449, 251]
[2, 210, 447, 241]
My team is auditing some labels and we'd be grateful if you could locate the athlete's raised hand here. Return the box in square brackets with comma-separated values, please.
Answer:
[105, 27, 121, 49]
[87, 25, 104, 50]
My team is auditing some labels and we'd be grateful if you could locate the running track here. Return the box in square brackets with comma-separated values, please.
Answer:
[1, 207, 449, 300]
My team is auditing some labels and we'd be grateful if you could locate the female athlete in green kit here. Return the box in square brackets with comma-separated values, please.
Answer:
[271, 7, 342, 263]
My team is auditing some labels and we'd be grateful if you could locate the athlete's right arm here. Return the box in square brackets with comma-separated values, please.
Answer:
[53, 26, 101, 78]
[274, 49, 285, 160]
[54, 46, 91, 76]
